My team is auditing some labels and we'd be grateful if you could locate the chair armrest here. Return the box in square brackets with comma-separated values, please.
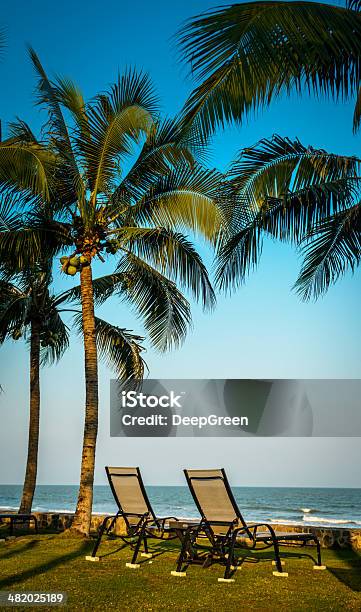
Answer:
[246, 522, 278, 541]
[123, 512, 150, 530]
[144, 516, 179, 536]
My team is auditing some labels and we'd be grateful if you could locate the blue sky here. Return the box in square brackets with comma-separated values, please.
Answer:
[0, 0, 361, 488]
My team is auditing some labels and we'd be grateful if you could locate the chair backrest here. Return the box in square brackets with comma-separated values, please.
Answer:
[106, 466, 156, 522]
[184, 468, 249, 535]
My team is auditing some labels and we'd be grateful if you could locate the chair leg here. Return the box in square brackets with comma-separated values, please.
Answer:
[143, 534, 149, 553]
[140, 533, 153, 558]
[218, 534, 236, 583]
[126, 525, 145, 569]
[313, 538, 326, 570]
[33, 516, 38, 534]
[171, 530, 190, 577]
[272, 539, 288, 577]
[85, 516, 113, 561]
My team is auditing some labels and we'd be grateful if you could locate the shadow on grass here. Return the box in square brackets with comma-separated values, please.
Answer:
[327, 548, 361, 592]
[0, 540, 90, 589]
[178, 546, 324, 577]
[98, 538, 180, 564]
[0, 539, 40, 561]
[246, 548, 318, 565]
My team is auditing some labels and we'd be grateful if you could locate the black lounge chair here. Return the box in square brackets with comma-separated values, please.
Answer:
[0, 513, 38, 537]
[171, 469, 326, 582]
[86, 467, 177, 568]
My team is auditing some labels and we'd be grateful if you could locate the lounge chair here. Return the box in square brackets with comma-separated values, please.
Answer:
[171, 469, 326, 582]
[85, 467, 177, 567]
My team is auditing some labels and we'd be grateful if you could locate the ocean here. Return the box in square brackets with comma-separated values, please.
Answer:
[1, 485, 361, 529]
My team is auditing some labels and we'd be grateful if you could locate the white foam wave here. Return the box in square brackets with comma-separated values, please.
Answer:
[303, 515, 361, 526]
[268, 519, 303, 526]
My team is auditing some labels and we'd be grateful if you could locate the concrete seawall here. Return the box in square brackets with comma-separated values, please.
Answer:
[1, 511, 361, 551]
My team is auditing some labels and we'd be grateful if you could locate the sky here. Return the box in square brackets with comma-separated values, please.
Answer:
[0, 0, 361, 489]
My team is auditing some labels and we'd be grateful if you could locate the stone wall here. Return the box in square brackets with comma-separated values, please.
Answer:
[1, 512, 361, 551]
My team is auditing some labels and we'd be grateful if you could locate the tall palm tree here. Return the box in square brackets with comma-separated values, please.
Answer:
[0, 196, 145, 514]
[0, 51, 222, 535]
[215, 134, 361, 298]
[178, 1, 361, 140]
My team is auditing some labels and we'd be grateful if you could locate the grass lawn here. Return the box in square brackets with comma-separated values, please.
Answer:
[0, 533, 361, 611]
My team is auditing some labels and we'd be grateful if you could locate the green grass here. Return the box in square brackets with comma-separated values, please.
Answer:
[0, 534, 360, 611]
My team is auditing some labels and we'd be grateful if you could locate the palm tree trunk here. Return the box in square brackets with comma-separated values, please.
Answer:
[71, 262, 98, 536]
[19, 319, 41, 514]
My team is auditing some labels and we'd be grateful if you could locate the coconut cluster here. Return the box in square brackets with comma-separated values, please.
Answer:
[41, 330, 59, 348]
[60, 255, 90, 276]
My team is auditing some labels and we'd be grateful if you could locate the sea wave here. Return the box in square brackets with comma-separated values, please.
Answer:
[303, 515, 361, 526]
[266, 516, 361, 527]
[269, 519, 303, 526]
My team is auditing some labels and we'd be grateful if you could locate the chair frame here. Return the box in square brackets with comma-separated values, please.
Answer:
[172, 469, 325, 582]
[86, 467, 177, 567]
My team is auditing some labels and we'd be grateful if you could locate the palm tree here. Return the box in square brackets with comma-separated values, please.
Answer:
[0, 51, 222, 535]
[178, 1, 361, 140]
[0, 196, 146, 515]
[0, 273, 68, 514]
[178, 1, 361, 298]
[215, 134, 361, 299]
[0, 221, 69, 513]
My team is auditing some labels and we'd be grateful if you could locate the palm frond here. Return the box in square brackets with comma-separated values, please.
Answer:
[55, 256, 193, 353]
[0, 139, 57, 201]
[217, 136, 361, 291]
[7, 118, 38, 144]
[116, 253, 192, 351]
[0, 280, 29, 343]
[130, 162, 223, 243]
[178, 2, 361, 138]
[353, 85, 361, 133]
[217, 135, 361, 289]
[216, 213, 264, 292]
[40, 308, 70, 365]
[226, 135, 359, 219]
[347, 0, 361, 11]
[80, 70, 157, 199]
[28, 47, 82, 201]
[114, 226, 216, 310]
[0, 201, 71, 270]
[110, 117, 197, 207]
[295, 204, 361, 300]
[72, 312, 145, 387]
[53, 76, 87, 128]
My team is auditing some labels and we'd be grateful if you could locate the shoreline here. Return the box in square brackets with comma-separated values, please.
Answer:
[1, 509, 361, 551]
[1, 506, 360, 529]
